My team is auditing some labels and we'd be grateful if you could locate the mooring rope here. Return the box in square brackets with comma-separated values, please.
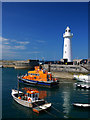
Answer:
[43, 109, 58, 118]
[45, 100, 72, 118]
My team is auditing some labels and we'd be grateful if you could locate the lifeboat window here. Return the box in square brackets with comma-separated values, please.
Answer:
[31, 73, 32, 75]
[34, 77, 36, 79]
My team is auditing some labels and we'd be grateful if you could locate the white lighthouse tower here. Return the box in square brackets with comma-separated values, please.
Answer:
[63, 26, 73, 62]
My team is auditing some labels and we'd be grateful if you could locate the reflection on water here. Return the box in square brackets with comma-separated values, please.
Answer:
[39, 91, 47, 99]
[62, 92, 70, 118]
[62, 84, 71, 118]
[19, 83, 48, 99]
[12, 100, 40, 119]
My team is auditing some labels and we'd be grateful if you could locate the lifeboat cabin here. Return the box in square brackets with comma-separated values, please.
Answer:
[18, 66, 59, 87]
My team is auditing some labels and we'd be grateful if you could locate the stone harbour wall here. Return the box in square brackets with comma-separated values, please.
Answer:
[43, 64, 89, 73]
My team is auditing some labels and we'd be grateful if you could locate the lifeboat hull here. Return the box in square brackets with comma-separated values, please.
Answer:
[18, 78, 59, 88]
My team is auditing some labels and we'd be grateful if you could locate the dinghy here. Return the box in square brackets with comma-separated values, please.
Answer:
[73, 103, 90, 108]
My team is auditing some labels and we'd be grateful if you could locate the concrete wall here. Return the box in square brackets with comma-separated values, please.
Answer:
[44, 64, 89, 73]
[2, 60, 39, 69]
[52, 71, 73, 79]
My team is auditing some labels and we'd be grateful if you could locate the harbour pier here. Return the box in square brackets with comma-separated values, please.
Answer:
[43, 64, 90, 79]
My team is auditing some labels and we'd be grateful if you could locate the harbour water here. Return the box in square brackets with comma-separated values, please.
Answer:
[2, 68, 90, 119]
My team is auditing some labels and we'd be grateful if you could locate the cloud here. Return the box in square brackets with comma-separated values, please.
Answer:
[11, 40, 17, 42]
[2, 50, 16, 54]
[0, 36, 9, 42]
[2, 45, 10, 49]
[1, 37, 30, 50]
[3, 42, 9, 45]
[37, 40, 46, 43]
[29, 51, 40, 54]
[16, 41, 30, 45]
[2, 50, 19, 60]
[14, 45, 26, 50]
[1, 36, 31, 59]
[2, 44, 26, 50]
[11, 39, 30, 45]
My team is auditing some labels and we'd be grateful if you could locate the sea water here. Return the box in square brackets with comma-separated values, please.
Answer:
[2, 68, 90, 119]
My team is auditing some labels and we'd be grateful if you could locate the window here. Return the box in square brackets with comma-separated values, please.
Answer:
[65, 45, 67, 47]
[32, 94, 35, 98]
[36, 94, 38, 98]
[69, 30, 71, 32]
[65, 30, 67, 32]
[65, 51, 66, 53]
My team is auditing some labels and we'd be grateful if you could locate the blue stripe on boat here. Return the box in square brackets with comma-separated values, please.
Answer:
[19, 79, 50, 86]
[37, 82, 50, 86]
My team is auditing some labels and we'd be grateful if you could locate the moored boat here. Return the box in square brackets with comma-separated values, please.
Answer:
[73, 103, 90, 108]
[73, 74, 90, 83]
[11, 89, 51, 113]
[74, 83, 90, 89]
[18, 66, 59, 87]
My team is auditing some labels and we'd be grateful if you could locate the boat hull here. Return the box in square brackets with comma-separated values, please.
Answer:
[11, 89, 52, 113]
[73, 75, 90, 83]
[11, 89, 33, 108]
[18, 78, 59, 88]
[73, 103, 90, 108]
[75, 83, 90, 89]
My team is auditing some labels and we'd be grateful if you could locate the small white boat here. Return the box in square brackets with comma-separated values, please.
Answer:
[73, 74, 90, 83]
[74, 83, 90, 89]
[73, 103, 90, 108]
[11, 89, 51, 113]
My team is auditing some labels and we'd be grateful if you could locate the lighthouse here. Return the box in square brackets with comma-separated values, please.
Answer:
[63, 26, 73, 62]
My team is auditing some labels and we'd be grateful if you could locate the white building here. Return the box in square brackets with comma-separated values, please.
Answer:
[63, 26, 73, 62]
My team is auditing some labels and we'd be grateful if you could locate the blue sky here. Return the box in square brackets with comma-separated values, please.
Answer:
[2, 2, 88, 60]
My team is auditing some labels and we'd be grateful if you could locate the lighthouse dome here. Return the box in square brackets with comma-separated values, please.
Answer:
[65, 26, 71, 32]
[63, 26, 73, 38]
